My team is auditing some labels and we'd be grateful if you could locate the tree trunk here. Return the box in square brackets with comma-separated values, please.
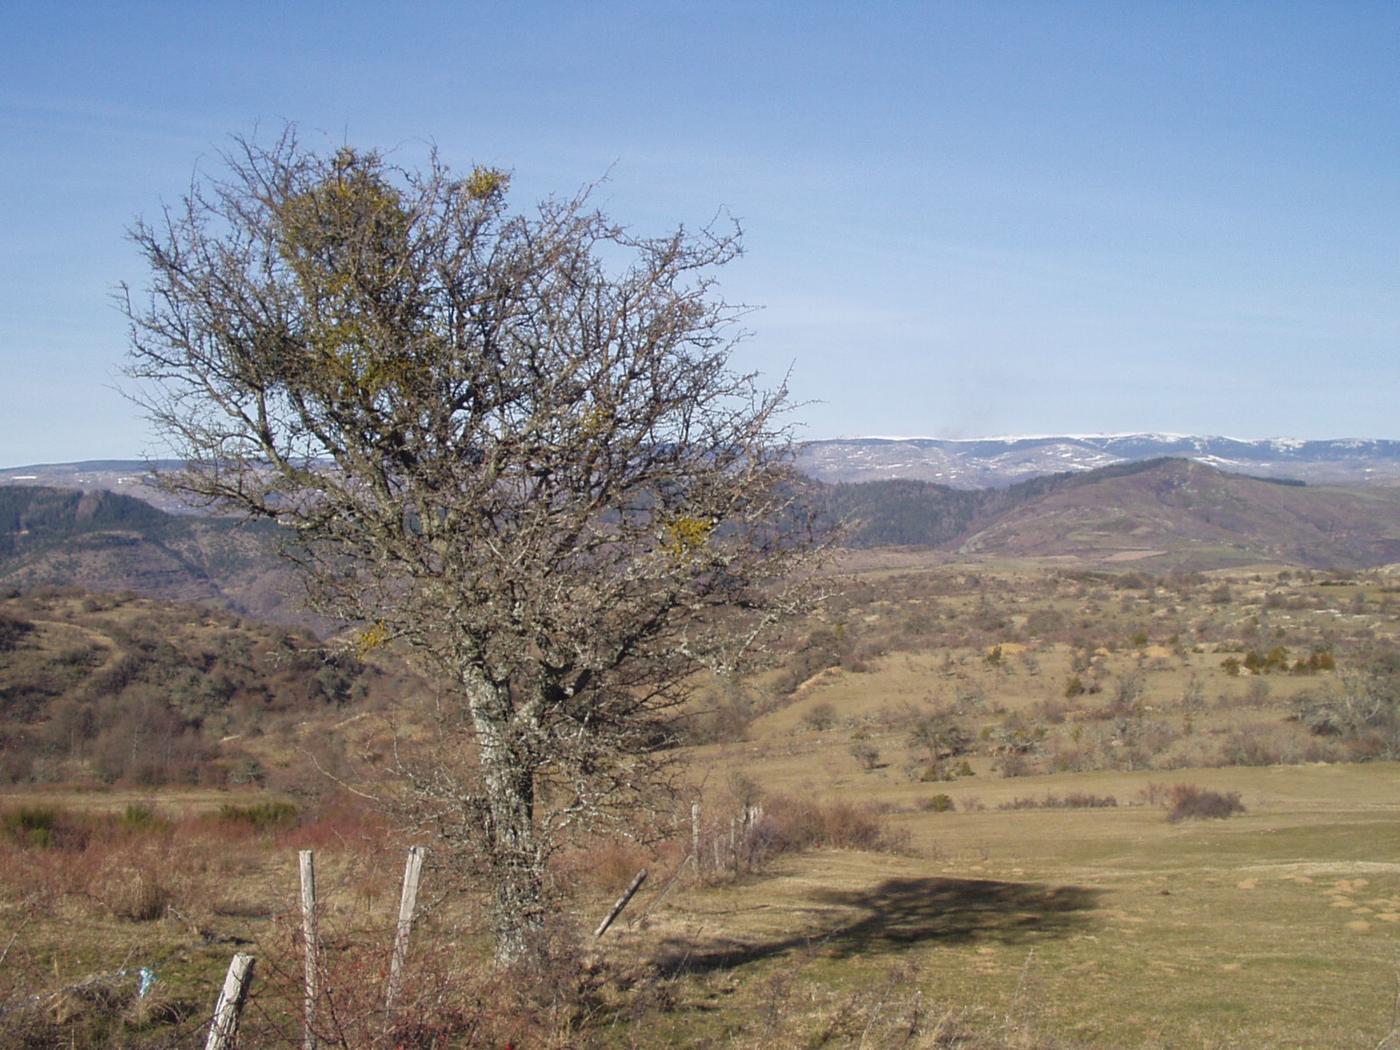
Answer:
[466, 670, 545, 964]
[483, 753, 544, 963]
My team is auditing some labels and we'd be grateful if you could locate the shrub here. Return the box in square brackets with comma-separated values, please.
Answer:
[757, 794, 909, 857]
[1, 805, 61, 848]
[1218, 727, 1287, 767]
[802, 701, 837, 731]
[217, 800, 299, 831]
[1059, 792, 1118, 809]
[1138, 782, 1169, 806]
[997, 793, 1116, 811]
[998, 797, 1036, 811]
[103, 864, 173, 921]
[1165, 784, 1246, 822]
[119, 802, 167, 832]
[0, 611, 33, 653]
[994, 752, 1040, 778]
[1291, 670, 1400, 760]
[849, 739, 881, 771]
[916, 762, 948, 782]
[920, 793, 956, 813]
[905, 709, 971, 763]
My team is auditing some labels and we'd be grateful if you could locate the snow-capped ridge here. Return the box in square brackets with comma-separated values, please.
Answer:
[799, 434, 1400, 488]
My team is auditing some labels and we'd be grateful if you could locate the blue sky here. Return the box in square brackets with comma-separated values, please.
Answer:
[2, 2, 1397, 465]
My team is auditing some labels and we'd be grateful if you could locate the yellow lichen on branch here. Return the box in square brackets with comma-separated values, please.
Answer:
[352, 621, 391, 658]
[663, 515, 714, 561]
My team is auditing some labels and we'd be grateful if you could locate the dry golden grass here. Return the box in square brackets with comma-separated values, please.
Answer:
[4, 562, 1400, 1046]
[602, 762, 1400, 1048]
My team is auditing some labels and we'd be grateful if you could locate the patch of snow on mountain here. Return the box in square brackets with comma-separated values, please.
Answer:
[1194, 455, 1244, 468]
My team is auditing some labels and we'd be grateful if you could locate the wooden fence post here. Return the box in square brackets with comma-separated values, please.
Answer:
[383, 846, 425, 1031]
[628, 855, 692, 930]
[593, 868, 648, 938]
[299, 849, 319, 1050]
[205, 952, 254, 1050]
[690, 800, 701, 861]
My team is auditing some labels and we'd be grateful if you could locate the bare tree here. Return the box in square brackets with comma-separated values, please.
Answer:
[123, 129, 814, 961]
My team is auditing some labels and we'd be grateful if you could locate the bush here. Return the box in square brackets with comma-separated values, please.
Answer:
[996, 793, 1116, 811]
[1, 805, 61, 847]
[1059, 792, 1118, 809]
[1165, 784, 1246, 822]
[217, 800, 299, 831]
[1218, 727, 1287, 766]
[994, 752, 1040, 778]
[762, 795, 908, 853]
[920, 793, 956, 813]
[102, 863, 173, 921]
[1291, 671, 1399, 760]
[1138, 782, 1170, 806]
[119, 802, 167, 832]
[916, 762, 947, 782]
[849, 739, 880, 771]
[0, 611, 33, 653]
[905, 709, 971, 763]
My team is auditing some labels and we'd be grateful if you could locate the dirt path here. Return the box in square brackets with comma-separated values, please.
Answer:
[28, 618, 122, 674]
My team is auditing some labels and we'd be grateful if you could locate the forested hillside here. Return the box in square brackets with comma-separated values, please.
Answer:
[0, 590, 417, 787]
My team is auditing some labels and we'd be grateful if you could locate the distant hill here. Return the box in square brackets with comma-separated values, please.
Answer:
[7, 459, 1400, 614]
[824, 458, 1400, 569]
[798, 434, 1400, 488]
[0, 461, 190, 513]
[0, 589, 418, 787]
[0, 486, 308, 627]
[12, 436, 1400, 503]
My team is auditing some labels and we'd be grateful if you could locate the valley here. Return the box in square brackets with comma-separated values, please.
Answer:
[2, 459, 1400, 1047]
[1, 540, 1398, 1046]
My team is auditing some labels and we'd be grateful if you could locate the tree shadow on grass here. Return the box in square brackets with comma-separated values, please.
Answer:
[656, 876, 1101, 976]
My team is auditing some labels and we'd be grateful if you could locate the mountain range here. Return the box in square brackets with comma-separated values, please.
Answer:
[5, 457, 1400, 631]
[8, 435, 1400, 499]
[818, 458, 1400, 570]
[797, 434, 1400, 487]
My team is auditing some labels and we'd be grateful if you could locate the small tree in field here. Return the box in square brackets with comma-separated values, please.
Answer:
[123, 130, 814, 961]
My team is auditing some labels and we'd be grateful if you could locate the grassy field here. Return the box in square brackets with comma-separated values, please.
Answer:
[607, 762, 1400, 1048]
[2, 561, 1398, 1046]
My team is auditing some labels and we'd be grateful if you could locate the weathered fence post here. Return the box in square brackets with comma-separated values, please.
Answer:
[690, 800, 701, 861]
[299, 849, 319, 1050]
[628, 854, 693, 930]
[593, 868, 648, 938]
[742, 804, 763, 867]
[205, 952, 254, 1050]
[383, 846, 425, 1032]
